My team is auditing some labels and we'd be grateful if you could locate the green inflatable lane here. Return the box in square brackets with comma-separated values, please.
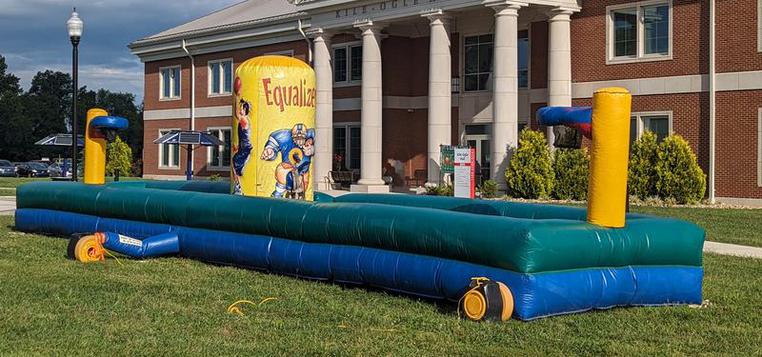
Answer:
[17, 182, 704, 273]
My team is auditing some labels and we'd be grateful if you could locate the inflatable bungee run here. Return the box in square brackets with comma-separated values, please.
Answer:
[14, 56, 704, 322]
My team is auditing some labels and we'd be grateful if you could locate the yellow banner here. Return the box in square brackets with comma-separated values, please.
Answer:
[231, 56, 316, 201]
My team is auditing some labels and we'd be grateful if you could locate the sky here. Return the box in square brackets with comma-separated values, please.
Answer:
[0, 0, 240, 103]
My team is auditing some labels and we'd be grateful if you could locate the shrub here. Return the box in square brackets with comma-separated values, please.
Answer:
[505, 128, 554, 199]
[478, 179, 499, 199]
[628, 131, 659, 199]
[425, 183, 453, 196]
[552, 148, 589, 200]
[209, 174, 221, 182]
[655, 134, 706, 204]
[106, 136, 132, 177]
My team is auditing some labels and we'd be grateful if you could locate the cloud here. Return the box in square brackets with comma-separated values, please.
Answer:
[0, 0, 239, 102]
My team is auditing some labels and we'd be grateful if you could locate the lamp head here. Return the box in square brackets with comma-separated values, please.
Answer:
[67, 8, 83, 40]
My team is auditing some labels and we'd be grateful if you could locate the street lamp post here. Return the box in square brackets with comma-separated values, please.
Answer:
[67, 9, 83, 181]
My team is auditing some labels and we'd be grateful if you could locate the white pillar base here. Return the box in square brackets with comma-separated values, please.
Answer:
[350, 183, 391, 193]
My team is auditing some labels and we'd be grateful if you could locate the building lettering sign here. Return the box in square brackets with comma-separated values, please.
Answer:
[334, 0, 441, 19]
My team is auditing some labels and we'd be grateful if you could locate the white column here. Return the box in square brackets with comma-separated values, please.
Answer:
[308, 28, 334, 191]
[485, 1, 525, 188]
[422, 9, 452, 184]
[351, 21, 389, 193]
[547, 8, 574, 146]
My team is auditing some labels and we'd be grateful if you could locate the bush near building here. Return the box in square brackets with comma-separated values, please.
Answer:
[505, 128, 554, 199]
[628, 131, 659, 199]
[552, 148, 589, 201]
[106, 136, 132, 177]
[478, 179, 499, 198]
[655, 134, 707, 204]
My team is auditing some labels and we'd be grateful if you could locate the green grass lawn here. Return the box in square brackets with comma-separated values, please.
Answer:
[1, 215, 760, 356]
[0, 177, 47, 196]
[631, 205, 762, 248]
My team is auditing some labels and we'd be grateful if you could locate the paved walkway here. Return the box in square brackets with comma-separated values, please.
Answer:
[0, 196, 15, 216]
[703, 241, 762, 259]
[1, 195, 761, 258]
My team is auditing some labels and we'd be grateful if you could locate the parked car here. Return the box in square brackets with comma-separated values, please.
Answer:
[15, 162, 50, 177]
[47, 162, 72, 178]
[0, 160, 15, 177]
[32, 160, 52, 167]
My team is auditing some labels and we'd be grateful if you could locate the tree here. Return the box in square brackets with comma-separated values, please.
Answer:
[0, 55, 29, 161]
[0, 60, 143, 165]
[553, 148, 589, 200]
[97, 90, 143, 162]
[505, 128, 554, 199]
[0, 55, 21, 100]
[655, 135, 706, 204]
[22, 70, 73, 160]
[628, 131, 659, 199]
[106, 136, 132, 177]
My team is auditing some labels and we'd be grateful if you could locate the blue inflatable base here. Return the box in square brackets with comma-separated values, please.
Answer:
[15, 208, 703, 320]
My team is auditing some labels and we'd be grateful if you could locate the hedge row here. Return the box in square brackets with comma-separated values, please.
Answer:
[505, 128, 706, 204]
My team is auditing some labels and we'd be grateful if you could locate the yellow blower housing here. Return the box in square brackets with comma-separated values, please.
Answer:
[459, 277, 513, 322]
[67, 233, 105, 263]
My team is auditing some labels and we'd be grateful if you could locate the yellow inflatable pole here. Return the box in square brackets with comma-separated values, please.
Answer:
[587, 87, 632, 228]
[232, 56, 316, 200]
[84, 108, 109, 185]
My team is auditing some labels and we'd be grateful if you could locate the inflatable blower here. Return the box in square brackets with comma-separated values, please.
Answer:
[231, 55, 316, 201]
[459, 277, 514, 322]
[67, 232, 179, 263]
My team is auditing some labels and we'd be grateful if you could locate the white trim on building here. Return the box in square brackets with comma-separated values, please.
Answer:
[331, 41, 363, 87]
[630, 111, 673, 142]
[206, 126, 232, 171]
[158, 128, 181, 169]
[265, 49, 295, 56]
[605, 0, 673, 65]
[207, 58, 234, 97]
[144, 105, 231, 120]
[159, 65, 181, 101]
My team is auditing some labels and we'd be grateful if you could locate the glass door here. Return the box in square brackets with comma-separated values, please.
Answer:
[464, 124, 492, 185]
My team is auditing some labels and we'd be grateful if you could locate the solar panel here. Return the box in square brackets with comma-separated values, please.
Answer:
[178, 132, 201, 145]
[153, 130, 222, 146]
[35, 134, 84, 147]
[55, 136, 72, 146]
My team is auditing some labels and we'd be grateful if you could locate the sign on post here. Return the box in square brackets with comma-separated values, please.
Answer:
[453, 147, 475, 198]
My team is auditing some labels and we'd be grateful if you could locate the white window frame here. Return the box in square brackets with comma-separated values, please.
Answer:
[265, 50, 295, 56]
[518, 30, 529, 89]
[332, 42, 362, 87]
[158, 129, 180, 169]
[461, 33, 494, 93]
[206, 126, 232, 171]
[757, 108, 762, 187]
[631, 111, 673, 140]
[606, 0, 673, 64]
[207, 59, 233, 97]
[333, 122, 361, 171]
[159, 65, 181, 100]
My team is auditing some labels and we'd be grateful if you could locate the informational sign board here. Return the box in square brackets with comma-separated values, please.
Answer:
[439, 145, 454, 174]
[453, 147, 476, 198]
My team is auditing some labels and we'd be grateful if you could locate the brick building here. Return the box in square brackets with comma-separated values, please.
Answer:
[129, 0, 762, 204]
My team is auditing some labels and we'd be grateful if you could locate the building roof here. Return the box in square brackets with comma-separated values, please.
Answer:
[131, 0, 302, 45]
